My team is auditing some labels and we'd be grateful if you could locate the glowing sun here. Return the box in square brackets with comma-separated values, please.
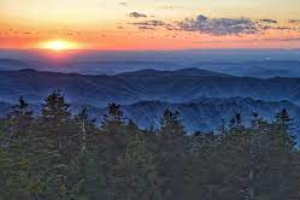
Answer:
[42, 40, 78, 51]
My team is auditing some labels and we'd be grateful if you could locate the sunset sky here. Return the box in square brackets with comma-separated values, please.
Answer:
[1, 0, 300, 50]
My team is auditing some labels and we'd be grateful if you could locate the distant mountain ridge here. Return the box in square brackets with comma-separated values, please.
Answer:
[1, 68, 300, 133]
[0, 58, 30, 71]
[114, 97, 300, 132]
[1, 69, 300, 108]
[1, 97, 300, 133]
[117, 68, 231, 77]
[1, 51, 300, 77]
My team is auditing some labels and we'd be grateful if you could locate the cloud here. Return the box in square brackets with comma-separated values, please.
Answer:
[289, 19, 300, 24]
[260, 19, 277, 24]
[129, 12, 147, 18]
[127, 13, 300, 37]
[119, 2, 128, 6]
[274, 37, 300, 42]
[138, 26, 156, 30]
[177, 14, 259, 35]
[131, 20, 166, 29]
[207, 37, 300, 43]
[193, 40, 222, 44]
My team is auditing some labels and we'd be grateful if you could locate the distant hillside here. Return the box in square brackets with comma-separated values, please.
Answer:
[243, 67, 291, 78]
[1, 97, 299, 133]
[0, 101, 12, 115]
[0, 58, 30, 71]
[100, 97, 300, 133]
[117, 68, 231, 77]
[1, 69, 300, 108]
[233, 60, 300, 78]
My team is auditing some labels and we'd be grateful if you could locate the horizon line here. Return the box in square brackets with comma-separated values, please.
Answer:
[0, 47, 299, 52]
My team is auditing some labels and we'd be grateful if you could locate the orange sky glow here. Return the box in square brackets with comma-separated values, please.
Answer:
[1, 0, 300, 50]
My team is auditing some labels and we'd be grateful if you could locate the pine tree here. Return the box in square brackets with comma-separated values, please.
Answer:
[229, 112, 244, 131]
[101, 103, 125, 134]
[158, 109, 186, 200]
[1, 92, 300, 199]
[74, 108, 96, 154]
[270, 109, 296, 198]
[112, 132, 161, 200]
[159, 109, 186, 138]
[127, 119, 139, 134]
[41, 90, 71, 125]
[0, 97, 44, 199]
[71, 108, 99, 199]
[41, 90, 72, 150]
[5, 96, 33, 138]
[274, 109, 295, 156]
[37, 90, 75, 199]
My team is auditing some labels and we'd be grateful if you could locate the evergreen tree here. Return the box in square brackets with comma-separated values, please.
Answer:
[251, 111, 265, 130]
[112, 132, 161, 200]
[41, 90, 71, 125]
[0, 98, 45, 199]
[273, 109, 295, 155]
[74, 108, 96, 154]
[9, 97, 33, 133]
[2, 97, 33, 139]
[127, 119, 139, 134]
[159, 109, 186, 138]
[158, 109, 187, 200]
[41, 90, 72, 150]
[267, 109, 296, 199]
[38, 90, 75, 199]
[229, 112, 244, 131]
[101, 103, 125, 134]
[1, 93, 300, 199]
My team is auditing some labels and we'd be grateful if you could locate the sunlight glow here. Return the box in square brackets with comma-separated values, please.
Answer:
[42, 40, 78, 51]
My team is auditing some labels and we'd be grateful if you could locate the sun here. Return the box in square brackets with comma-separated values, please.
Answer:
[42, 40, 78, 51]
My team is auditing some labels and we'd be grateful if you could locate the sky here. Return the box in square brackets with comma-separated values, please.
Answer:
[1, 0, 300, 50]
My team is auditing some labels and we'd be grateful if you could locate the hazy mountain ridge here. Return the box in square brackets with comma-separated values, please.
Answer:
[1, 69, 300, 107]
[1, 49, 300, 77]
[1, 68, 300, 133]
[1, 96, 299, 133]
[106, 97, 300, 132]
[117, 68, 231, 77]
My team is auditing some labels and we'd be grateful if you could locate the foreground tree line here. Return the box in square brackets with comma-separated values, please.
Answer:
[0, 90, 300, 200]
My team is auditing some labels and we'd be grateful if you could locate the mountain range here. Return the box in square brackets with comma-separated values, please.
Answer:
[1, 68, 300, 132]
[1, 68, 300, 106]
[1, 49, 300, 78]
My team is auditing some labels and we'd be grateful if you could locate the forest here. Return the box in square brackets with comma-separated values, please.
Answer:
[1, 90, 300, 200]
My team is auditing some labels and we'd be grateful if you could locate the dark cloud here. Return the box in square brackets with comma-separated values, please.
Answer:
[289, 19, 300, 24]
[128, 13, 299, 36]
[129, 12, 147, 18]
[193, 40, 222, 44]
[275, 26, 294, 30]
[131, 20, 166, 29]
[273, 37, 300, 42]
[119, 2, 128, 6]
[260, 19, 277, 24]
[165, 24, 179, 31]
[138, 26, 156, 30]
[210, 37, 300, 43]
[177, 14, 258, 35]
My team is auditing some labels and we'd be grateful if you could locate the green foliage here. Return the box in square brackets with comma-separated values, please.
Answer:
[1, 93, 300, 200]
[101, 103, 126, 134]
